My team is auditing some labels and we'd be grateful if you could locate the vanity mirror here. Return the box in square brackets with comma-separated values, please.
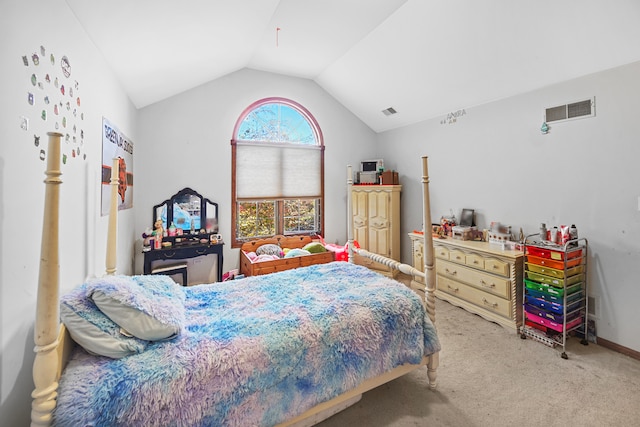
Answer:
[153, 187, 219, 233]
[146, 188, 223, 283]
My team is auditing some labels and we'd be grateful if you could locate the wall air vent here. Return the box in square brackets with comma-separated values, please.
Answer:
[382, 107, 397, 116]
[544, 97, 595, 124]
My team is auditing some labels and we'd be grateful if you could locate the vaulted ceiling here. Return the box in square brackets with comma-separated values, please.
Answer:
[65, 0, 640, 133]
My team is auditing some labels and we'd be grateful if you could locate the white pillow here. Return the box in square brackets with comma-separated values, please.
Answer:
[86, 275, 186, 341]
[60, 284, 147, 359]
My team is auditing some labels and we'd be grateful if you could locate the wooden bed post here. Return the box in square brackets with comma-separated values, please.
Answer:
[421, 156, 436, 325]
[346, 165, 354, 263]
[343, 158, 439, 389]
[421, 156, 439, 388]
[31, 132, 63, 427]
[105, 158, 119, 275]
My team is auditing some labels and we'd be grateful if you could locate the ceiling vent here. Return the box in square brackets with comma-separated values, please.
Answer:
[382, 107, 397, 116]
[545, 97, 595, 123]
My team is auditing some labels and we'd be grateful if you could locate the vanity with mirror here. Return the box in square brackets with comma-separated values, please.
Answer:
[143, 187, 224, 283]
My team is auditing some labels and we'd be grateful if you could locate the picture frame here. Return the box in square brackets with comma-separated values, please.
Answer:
[460, 209, 475, 227]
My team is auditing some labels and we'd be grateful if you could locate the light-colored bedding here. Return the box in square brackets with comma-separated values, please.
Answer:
[53, 261, 440, 426]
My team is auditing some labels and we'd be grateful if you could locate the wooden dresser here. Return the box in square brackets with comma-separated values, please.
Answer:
[351, 185, 401, 277]
[409, 233, 524, 331]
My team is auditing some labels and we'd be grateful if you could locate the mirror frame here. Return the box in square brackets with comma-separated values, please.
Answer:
[152, 187, 219, 233]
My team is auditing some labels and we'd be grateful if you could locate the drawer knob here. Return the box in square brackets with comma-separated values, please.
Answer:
[480, 280, 495, 289]
[445, 268, 457, 276]
[447, 284, 459, 293]
[482, 298, 498, 309]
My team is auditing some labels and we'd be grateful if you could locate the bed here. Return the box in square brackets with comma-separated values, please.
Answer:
[30, 132, 440, 426]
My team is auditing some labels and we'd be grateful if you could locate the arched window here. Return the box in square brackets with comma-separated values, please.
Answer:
[231, 97, 324, 247]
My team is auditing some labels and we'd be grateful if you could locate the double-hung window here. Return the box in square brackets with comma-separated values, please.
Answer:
[231, 98, 324, 247]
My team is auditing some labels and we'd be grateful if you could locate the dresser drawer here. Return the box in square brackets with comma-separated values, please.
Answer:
[438, 276, 512, 319]
[448, 249, 466, 264]
[437, 259, 510, 299]
[435, 245, 449, 260]
[484, 257, 510, 277]
[465, 253, 485, 269]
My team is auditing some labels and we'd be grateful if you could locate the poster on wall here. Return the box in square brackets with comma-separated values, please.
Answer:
[101, 117, 134, 216]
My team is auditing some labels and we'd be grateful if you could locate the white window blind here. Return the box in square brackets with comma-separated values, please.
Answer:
[236, 142, 321, 199]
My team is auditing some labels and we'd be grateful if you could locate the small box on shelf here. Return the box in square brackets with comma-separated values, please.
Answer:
[380, 170, 399, 185]
[451, 225, 476, 241]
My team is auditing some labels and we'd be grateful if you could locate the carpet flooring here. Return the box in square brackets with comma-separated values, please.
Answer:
[317, 297, 640, 427]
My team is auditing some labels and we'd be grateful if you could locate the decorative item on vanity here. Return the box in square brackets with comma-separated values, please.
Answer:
[439, 210, 457, 237]
[536, 223, 579, 246]
[451, 226, 476, 241]
[452, 208, 477, 240]
[487, 221, 513, 246]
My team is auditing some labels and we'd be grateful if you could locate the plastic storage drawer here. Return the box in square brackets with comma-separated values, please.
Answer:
[526, 246, 582, 261]
[525, 263, 584, 279]
[524, 304, 581, 324]
[525, 287, 583, 305]
[524, 279, 581, 297]
[525, 310, 583, 333]
[525, 271, 583, 288]
[525, 255, 582, 270]
[525, 295, 582, 315]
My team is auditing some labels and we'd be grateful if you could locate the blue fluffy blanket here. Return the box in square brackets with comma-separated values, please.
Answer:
[54, 262, 440, 426]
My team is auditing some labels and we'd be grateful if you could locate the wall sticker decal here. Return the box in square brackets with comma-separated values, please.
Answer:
[20, 44, 85, 163]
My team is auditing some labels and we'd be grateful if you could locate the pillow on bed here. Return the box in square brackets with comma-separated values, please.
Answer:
[256, 243, 283, 258]
[86, 275, 186, 341]
[254, 254, 280, 262]
[302, 242, 327, 253]
[244, 251, 258, 261]
[60, 283, 148, 359]
[284, 248, 311, 258]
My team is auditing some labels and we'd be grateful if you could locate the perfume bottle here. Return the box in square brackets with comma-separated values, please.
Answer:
[540, 223, 547, 241]
[569, 224, 578, 240]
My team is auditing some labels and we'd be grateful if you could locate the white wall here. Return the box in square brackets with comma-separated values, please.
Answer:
[0, 1, 138, 424]
[135, 68, 377, 274]
[2, 2, 638, 424]
[378, 61, 640, 353]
